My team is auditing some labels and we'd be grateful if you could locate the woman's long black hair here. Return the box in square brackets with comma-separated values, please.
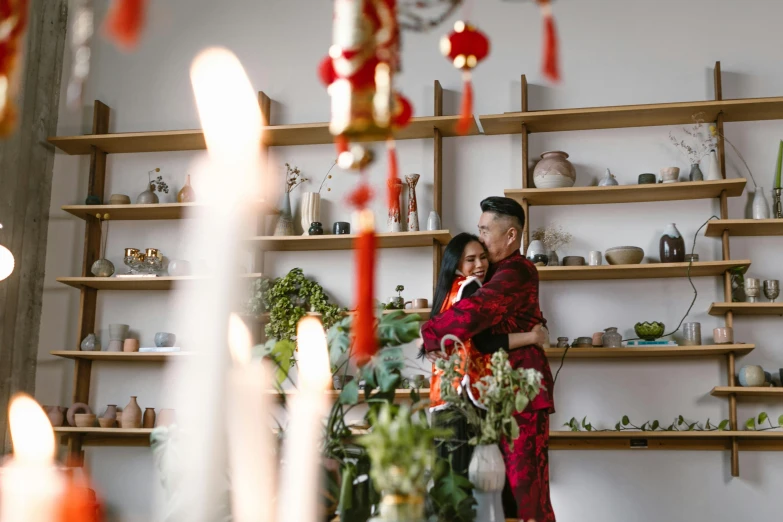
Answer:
[431, 232, 483, 318]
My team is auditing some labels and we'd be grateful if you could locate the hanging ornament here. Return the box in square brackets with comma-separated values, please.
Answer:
[104, 0, 147, 51]
[536, 0, 560, 82]
[440, 20, 489, 135]
[0, 0, 30, 137]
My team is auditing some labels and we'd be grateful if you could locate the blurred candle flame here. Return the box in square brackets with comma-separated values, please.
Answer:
[296, 316, 331, 392]
[9, 394, 55, 464]
[228, 313, 253, 366]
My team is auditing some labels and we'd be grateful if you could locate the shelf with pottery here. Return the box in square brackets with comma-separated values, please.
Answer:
[505, 179, 746, 207]
[249, 230, 452, 252]
[56, 273, 263, 291]
[704, 218, 783, 237]
[479, 96, 783, 135]
[711, 387, 783, 398]
[54, 427, 154, 447]
[544, 344, 754, 359]
[50, 351, 191, 362]
[62, 201, 269, 221]
[270, 388, 429, 402]
[535, 260, 749, 281]
[708, 302, 783, 316]
[548, 430, 783, 451]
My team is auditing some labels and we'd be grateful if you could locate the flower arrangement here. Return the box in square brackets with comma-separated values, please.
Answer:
[283, 163, 307, 193]
[707, 122, 759, 189]
[669, 113, 716, 164]
[531, 224, 572, 254]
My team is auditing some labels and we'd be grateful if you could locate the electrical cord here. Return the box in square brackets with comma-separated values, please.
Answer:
[553, 214, 721, 387]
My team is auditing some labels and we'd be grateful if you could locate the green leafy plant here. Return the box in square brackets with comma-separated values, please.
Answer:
[243, 276, 271, 315]
[428, 457, 477, 522]
[744, 412, 783, 431]
[563, 415, 730, 432]
[252, 338, 295, 388]
[435, 337, 543, 449]
[265, 268, 343, 341]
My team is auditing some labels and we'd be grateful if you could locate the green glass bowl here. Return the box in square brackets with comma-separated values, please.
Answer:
[634, 321, 665, 341]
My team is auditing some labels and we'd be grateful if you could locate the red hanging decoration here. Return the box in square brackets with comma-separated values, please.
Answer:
[104, 0, 147, 51]
[537, 0, 560, 82]
[0, 0, 30, 137]
[440, 21, 489, 135]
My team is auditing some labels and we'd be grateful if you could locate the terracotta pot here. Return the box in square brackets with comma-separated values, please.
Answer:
[591, 332, 604, 347]
[45, 406, 65, 427]
[143, 408, 156, 429]
[121, 396, 143, 429]
[74, 413, 97, 428]
[67, 403, 92, 426]
[98, 417, 116, 428]
[533, 151, 576, 188]
[123, 339, 140, 352]
[156, 409, 176, 427]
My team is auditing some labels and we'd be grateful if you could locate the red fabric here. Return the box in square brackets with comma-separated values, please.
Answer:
[457, 76, 473, 135]
[104, 0, 147, 51]
[0, 0, 29, 135]
[420, 251, 554, 413]
[501, 411, 555, 522]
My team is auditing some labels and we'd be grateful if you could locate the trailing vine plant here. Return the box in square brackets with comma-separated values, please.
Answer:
[744, 412, 783, 431]
[563, 415, 731, 432]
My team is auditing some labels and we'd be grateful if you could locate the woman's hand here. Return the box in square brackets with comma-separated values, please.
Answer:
[532, 323, 549, 348]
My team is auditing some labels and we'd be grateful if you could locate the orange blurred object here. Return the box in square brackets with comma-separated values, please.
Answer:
[0, 0, 30, 137]
[104, 0, 147, 50]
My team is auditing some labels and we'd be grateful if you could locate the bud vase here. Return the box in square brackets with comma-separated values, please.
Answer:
[274, 192, 294, 236]
[177, 174, 196, 202]
[689, 164, 703, 182]
[469, 444, 506, 522]
[405, 174, 420, 232]
[752, 187, 771, 220]
[387, 179, 402, 232]
[705, 149, 722, 181]
[300, 192, 321, 235]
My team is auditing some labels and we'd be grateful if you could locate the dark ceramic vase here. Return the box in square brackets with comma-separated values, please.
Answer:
[308, 222, 324, 235]
[660, 223, 685, 263]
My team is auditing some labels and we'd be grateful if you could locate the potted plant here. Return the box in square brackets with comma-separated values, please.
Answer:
[531, 224, 572, 266]
[435, 338, 543, 522]
[386, 285, 405, 309]
[274, 163, 308, 236]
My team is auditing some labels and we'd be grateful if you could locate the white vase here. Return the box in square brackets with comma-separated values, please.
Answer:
[752, 187, 771, 220]
[598, 168, 618, 186]
[526, 239, 547, 260]
[469, 444, 506, 522]
[705, 149, 722, 181]
[300, 192, 321, 235]
[427, 211, 441, 231]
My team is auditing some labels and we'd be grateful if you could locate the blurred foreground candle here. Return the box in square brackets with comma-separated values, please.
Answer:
[226, 314, 274, 522]
[277, 316, 331, 522]
[0, 394, 64, 522]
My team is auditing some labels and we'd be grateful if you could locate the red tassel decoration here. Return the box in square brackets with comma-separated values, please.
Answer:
[104, 0, 147, 51]
[386, 138, 399, 208]
[0, 0, 29, 136]
[458, 71, 473, 135]
[538, 0, 561, 82]
[348, 199, 378, 366]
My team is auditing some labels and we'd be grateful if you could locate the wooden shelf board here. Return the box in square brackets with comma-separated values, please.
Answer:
[480, 96, 783, 135]
[272, 388, 428, 402]
[711, 387, 783, 398]
[54, 427, 153, 447]
[708, 302, 783, 316]
[536, 260, 749, 281]
[544, 344, 754, 359]
[549, 430, 783, 451]
[705, 218, 783, 237]
[56, 273, 263, 290]
[50, 350, 190, 362]
[62, 201, 269, 221]
[505, 179, 746, 207]
[249, 230, 452, 251]
[48, 116, 479, 155]
[253, 308, 432, 323]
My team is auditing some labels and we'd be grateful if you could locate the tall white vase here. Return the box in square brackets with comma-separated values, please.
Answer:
[300, 192, 321, 235]
[705, 149, 722, 181]
[752, 187, 771, 220]
[469, 444, 506, 522]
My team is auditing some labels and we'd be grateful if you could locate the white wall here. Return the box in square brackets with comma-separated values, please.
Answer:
[37, 0, 783, 520]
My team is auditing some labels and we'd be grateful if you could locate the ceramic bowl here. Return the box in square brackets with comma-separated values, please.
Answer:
[563, 256, 585, 266]
[605, 246, 644, 265]
[738, 365, 764, 387]
[109, 194, 131, 205]
[713, 326, 734, 344]
[74, 413, 97, 428]
[634, 321, 665, 341]
[638, 173, 657, 185]
[660, 167, 680, 183]
[98, 417, 116, 428]
[574, 337, 592, 347]
[155, 332, 177, 347]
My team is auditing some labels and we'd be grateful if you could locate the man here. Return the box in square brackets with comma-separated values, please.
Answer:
[420, 196, 555, 522]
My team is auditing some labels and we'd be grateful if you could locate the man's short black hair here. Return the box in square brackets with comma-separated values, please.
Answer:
[480, 196, 526, 230]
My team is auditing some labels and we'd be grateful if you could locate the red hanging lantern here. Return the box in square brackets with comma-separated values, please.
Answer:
[0, 0, 29, 137]
[440, 21, 489, 135]
[536, 0, 560, 82]
[104, 0, 147, 51]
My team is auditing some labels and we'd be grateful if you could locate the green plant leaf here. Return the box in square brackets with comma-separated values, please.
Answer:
[778, 415, 783, 427]
[745, 417, 756, 430]
[678, 415, 685, 425]
[515, 393, 529, 412]
[614, 422, 621, 431]
[718, 419, 730, 431]
[651, 420, 660, 430]
[339, 380, 359, 405]
[621, 415, 630, 426]
[758, 412, 768, 424]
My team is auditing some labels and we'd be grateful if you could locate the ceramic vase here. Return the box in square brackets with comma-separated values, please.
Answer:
[177, 175, 196, 202]
[602, 327, 623, 348]
[46, 406, 65, 427]
[526, 240, 548, 266]
[300, 192, 321, 235]
[689, 164, 704, 182]
[143, 408, 156, 429]
[752, 187, 771, 220]
[598, 168, 618, 186]
[547, 251, 559, 266]
[405, 174, 420, 231]
[773, 188, 782, 218]
[533, 151, 576, 188]
[469, 444, 506, 522]
[121, 396, 142, 429]
[101, 404, 118, 421]
[738, 365, 765, 387]
[659, 223, 685, 263]
[387, 179, 403, 232]
[137, 182, 159, 204]
[308, 222, 324, 235]
[705, 150, 722, 181]
[427, 211, 441, 231]
[80, 333, 99, 351]
[682, 322, 702, 346]
[273, 192, 295, 236]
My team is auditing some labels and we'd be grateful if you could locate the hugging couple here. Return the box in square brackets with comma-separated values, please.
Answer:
[419, 196, 555, 522]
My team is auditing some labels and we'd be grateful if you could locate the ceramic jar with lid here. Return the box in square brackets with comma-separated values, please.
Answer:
[602, 327, 623, 348]
[308, 222, 324, 236]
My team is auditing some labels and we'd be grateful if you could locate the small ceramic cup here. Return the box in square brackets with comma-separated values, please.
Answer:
[574, 337, 592, 347]
[763, 279, 780, 302]
[713, 326, 734, 344]
[591, 332, 604, 347]
[660, 167, 680, 183]
[106, 339, 123, 352]
[98, 417, 116, 428]
[123, 338, 140, 352]
[563, 256, 585, 266]
[74, 413, 97, 428]
[109, 323, 130, 341]
[682, 322, 702, 346]
[404, 298, 429, 309]
[155, 332, 177, 347]
[588, 251, 602, 266]
[109, 194, 131, 205]
[638, 173, 657, 185]
[332, 222, 351, 235]
[744, 277, 761, 303]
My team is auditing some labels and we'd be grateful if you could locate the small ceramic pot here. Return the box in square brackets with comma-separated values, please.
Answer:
[98, 418, 116, 428]
[563, 256, 585, 266]
[737, 365, 765, 387]
[332, 222, 351, 235]
[574, 337, 592, 348]
[155, 332, 177, 347]
[109, 324, 129, 341]
[45, 406, 65, 427]
[556, 337, 569, 348]
[526, 240, 547, 260]
[588, 251, 602, 266]
[591, 332, 604, 347]
[106, 339, 123, 352]
[67, 403, 92, 426]
[638, 173, 656, 185]
[605, 246, 644, 265]
[602, 327, 623, 348]
[143, 408, 156, 429]
[682, 322, 702, 346]
[91, 258, 115, 277]
[427, 211, 442, 231]
[404, 298, 429, 309]
[80, 333, 100, 351]
[533, 151, 576, 188]
[387, 296, 404, 309]
[598, 168, 619, 187]
[101, 405, 118, 421]
[660, 223, 685, 263]
[744, 277, 761, 303]
[530, 254, 549, 266]
[308, 222, 324, 235]
[547, 251, 560, 266]
[660, 167, 680, 183]
[109, 194, 131, 205]
[85, 195, 102, 205]
[123, 339, 140, 352]
[713, 327, 734, 344]
[74, 413, 97, 428]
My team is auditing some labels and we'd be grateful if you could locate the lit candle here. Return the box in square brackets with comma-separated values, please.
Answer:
[0, 394, 64, 522]
[226, 313, 275, 522]
[774, 139, 782, 190]
[277, 316, 332, 522]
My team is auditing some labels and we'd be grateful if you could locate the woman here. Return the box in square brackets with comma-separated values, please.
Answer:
[425, 232, 547, 474]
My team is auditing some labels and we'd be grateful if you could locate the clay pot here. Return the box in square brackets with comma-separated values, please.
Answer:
[602, 327, 623, 348]
[123, 339, 140, 352]
[533, 151, 576, 188]
[98, 418, 116, 428]
[121, 396, 143, 429]
[67, 403, 92, 426]
[143, 408, 156, 429]
[156, 409, 176, 427]
[713, 327, 734, 344]
[74, 413, 97, 428]
[101, 404, 118, 421]
[45, 406, 65, 427]
[591, 332, 604, 347]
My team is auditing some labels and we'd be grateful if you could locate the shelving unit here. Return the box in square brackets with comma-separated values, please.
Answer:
[544, 345, 754, 359]
[56, 274, 263, 291]
[249, 230, 451, 252]
[705, 218, 783, 237]
[536, 260, 749, 282]
[54, 427, 155, 447]
[549, 430, 783, 451]
[708, 302, 783, 316]
[711, 387, 783, 398]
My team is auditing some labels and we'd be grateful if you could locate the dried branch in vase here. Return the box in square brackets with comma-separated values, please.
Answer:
[284, 163, 308, 194]
[532, 223, 572, 253]
[668, 112, 717, 165]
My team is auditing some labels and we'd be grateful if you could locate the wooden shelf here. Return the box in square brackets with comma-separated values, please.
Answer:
[50, 351, 190, 362]
[705, 218, 783, 237]
[549, 430, 783, 451]
[254, 308, 432, 323]
[536, 260, 749, 281]
[480, 96, 783, 135]
[708, 302, 783, 316]
[711, 387, 783, 398]
[505, 179, 746, 207]
[544, 344, 754, 359]
[48, 116, 479, 155]
[62, 202, 268, 221]
[273, 388, 428, 402]
[56, 273, 263, 291]
[54, 427, 154, 447]
[249, 230, 451, 252]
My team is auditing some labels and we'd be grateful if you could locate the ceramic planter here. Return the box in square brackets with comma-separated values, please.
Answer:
[659, 223, 685, 263]
[469, 444, 506, 522]
[533, 151, 576, 188]
[300, 192, 321, 235]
